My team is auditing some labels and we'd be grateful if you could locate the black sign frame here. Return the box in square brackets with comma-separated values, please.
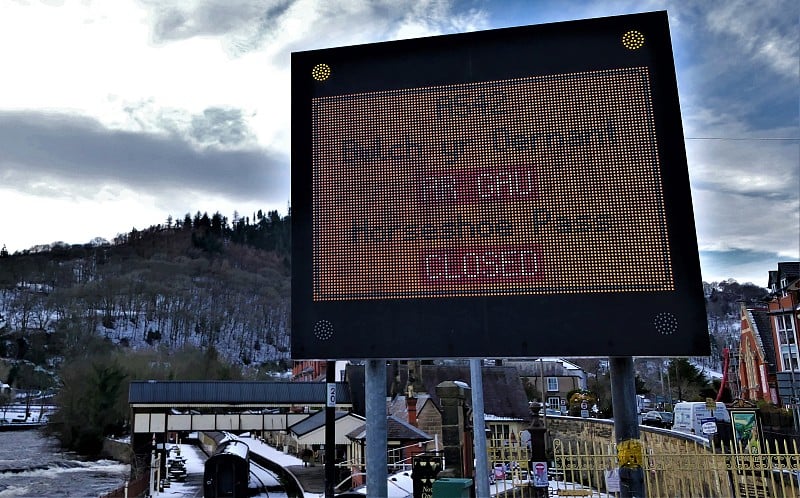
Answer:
[291, 11, 708, 359]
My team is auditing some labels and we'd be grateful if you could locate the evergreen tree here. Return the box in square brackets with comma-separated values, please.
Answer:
[667, 358, 710, 402]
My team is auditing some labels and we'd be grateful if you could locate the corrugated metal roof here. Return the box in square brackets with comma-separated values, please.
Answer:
[128, 381, 351, 405]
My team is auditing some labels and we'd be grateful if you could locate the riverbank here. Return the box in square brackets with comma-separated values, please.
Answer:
[0, 430, 130, 497]
[102, 436, 133, 464]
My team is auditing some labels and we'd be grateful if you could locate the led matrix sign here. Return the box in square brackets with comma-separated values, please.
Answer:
[313, 68, 670, 300]
[292, 12, 709, 359]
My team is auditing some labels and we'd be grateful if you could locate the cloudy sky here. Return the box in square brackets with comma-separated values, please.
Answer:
[0, 0, 797, 286]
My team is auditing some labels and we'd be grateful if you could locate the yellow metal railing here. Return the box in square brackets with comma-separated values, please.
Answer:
[487, 435, 800, 497]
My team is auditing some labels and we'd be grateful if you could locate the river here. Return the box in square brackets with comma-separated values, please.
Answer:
[0, 430, 129, 498]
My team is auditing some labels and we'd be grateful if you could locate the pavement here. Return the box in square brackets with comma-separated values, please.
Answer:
[286, 464, 327, 494]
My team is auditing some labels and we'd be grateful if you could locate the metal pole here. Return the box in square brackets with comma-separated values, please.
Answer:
[610, 356, 645, 498]
[470, 358, 490, 497]
[366, 359, 388, 498]
[325, 360, 336, 498]
[149, 434, 156, 498]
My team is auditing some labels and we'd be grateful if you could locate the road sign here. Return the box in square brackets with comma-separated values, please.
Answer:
[326, 383, 336, 407]
[533, 461, 548, 487]
[292, 11, 707, 359]
[701, 417, 718, 435]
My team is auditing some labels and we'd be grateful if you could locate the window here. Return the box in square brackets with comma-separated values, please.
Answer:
[488, 423, 512, 445]
[777, 315, 795, 344]
[547, 396, 561, 409]
[777, 314, 799, 370]
[547, 377, 559, 392]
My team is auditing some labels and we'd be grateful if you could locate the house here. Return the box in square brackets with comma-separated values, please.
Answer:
[766, 262, 800, 406]
[346, 361, 532, 450]
[415, 363, 532, 446]
[345, 415, 433, 486]
[284, 409, 365, 463]
[502, 358, 587, 411]
[738, 303, 777, 403]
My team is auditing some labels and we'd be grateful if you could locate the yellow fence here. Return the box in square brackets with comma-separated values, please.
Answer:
[487, 435, 800, 497]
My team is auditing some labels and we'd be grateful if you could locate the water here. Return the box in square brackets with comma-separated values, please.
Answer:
[0, 430, 129, 498]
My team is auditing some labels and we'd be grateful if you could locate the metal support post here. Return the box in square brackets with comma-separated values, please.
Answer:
[470, 358, 490, 497]
[149, 446, 156, 497]
[366, 359, 388, 498]
[325, 360, 336, 498]
[610, 356, 645, 498]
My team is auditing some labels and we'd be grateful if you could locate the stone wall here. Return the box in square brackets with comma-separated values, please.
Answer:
[102, 437, 134, 464]
[544, 415, 710, 452]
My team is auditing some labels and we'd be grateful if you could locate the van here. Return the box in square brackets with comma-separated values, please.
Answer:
[671, 401, 729, 436]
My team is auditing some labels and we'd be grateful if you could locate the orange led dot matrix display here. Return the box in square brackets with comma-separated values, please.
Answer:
[292, 11, 709, 360]
[312, 68, 672, 301]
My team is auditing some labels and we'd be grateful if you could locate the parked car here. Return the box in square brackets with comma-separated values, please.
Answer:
[642, 410, 673, 428]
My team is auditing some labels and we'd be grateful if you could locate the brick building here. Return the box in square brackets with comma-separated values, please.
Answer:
[767, 262, 800, 405]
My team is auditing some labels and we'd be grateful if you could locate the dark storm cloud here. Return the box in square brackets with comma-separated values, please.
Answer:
[0, 110, 288, 203]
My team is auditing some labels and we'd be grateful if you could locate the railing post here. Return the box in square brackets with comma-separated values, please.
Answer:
[149, 447, 155, 497]
[528, 401, 549, 497]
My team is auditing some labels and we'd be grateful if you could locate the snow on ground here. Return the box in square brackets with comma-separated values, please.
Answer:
[151, 436, 302, 498]
[0, 403, 55, 424]
[238, 434, 305, 467]
[148, 442, 206, 498]
[150, 436, 611, 498]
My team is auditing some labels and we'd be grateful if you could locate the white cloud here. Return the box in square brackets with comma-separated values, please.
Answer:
[705, 0, 799, 80]
[0, 0, 797, 286]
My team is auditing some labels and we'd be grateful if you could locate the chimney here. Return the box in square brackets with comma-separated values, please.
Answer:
[407, 395, 418, 427]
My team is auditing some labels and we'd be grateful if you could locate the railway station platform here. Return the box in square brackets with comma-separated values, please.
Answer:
[285, 464, 326, 494]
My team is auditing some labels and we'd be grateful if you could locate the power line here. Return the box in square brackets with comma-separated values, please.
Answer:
[685, 137, 799, 141]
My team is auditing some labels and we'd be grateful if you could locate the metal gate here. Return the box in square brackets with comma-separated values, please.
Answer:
[487, 436, 800, 497]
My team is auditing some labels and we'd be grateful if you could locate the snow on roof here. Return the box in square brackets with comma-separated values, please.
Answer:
[484, 413, 524, 422]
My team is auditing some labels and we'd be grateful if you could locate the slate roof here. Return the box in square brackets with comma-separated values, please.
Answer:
[288, 410, 358, 437]
[346, 415, 432, 441]
[420, 365, 531, 422]
[778, 262, 800, 282]
[751, 309, 778, 374]
[128, 380, 352, 405]
[769, 262, 800, 290]
[387, 393, 432, 422]
[344, 363, 530, 422]
[503, 358, 586, 379]
[345, 364, 395, 417]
